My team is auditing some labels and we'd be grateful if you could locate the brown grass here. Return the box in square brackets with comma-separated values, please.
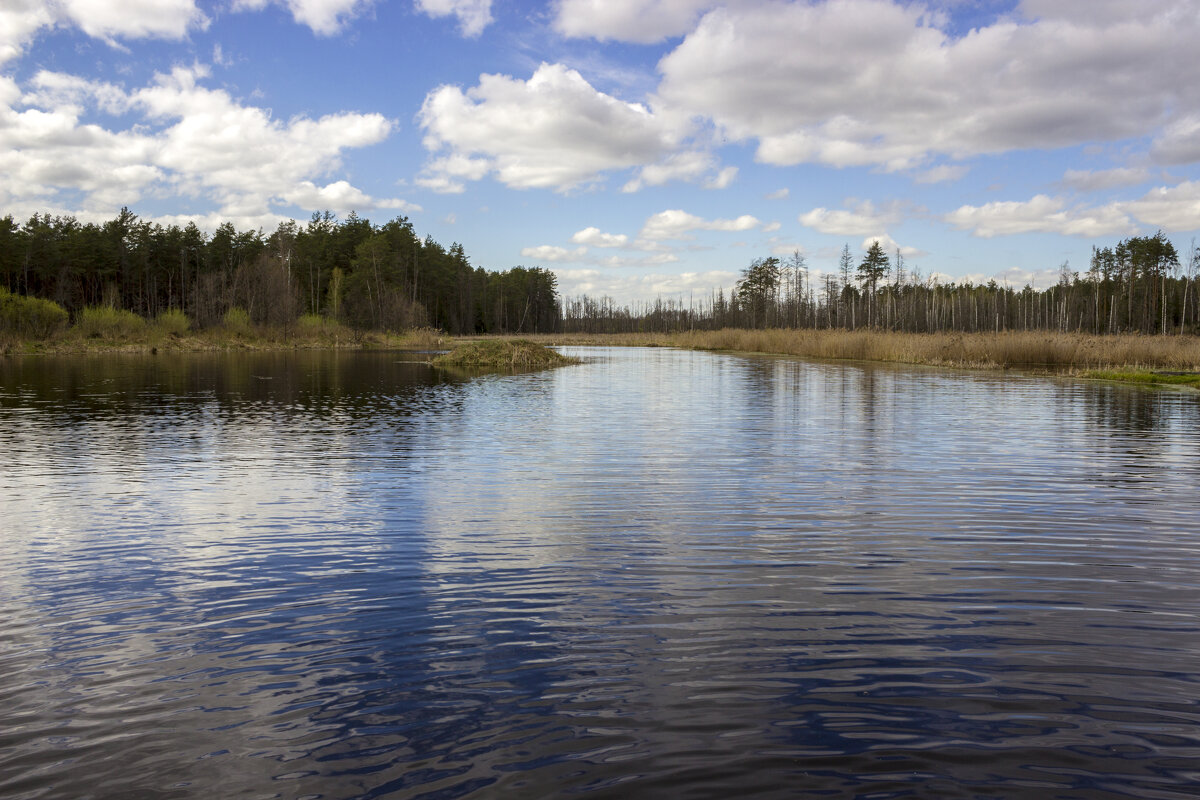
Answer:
[511, 329, 1200, 372]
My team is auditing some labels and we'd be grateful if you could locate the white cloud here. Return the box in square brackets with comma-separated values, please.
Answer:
[621, 150, 729, 193]
[704, 165, 737, 189]
[418, 63, 687, 193]
[765, 187, 789, 200]
[1122, 181, 1200, 231]
[799, 200, 904, 236]
[656, 0, 1200, 170]
[639, 209, 761, 240]
[1061, 167, 1152, 192]
[762, 221, 780, 233]
[283, 180, 421, 213]
[944, 195, 1138, 238]
[570, 226, 628, 247]
[415, 0, 493, 37]
[59, 0, 207, 41]
[861, 233, 924, 259]
[231, 0, 372, 36]
[553, 0, 725, 43]
[520, 245, 588, 262]
[0, 66, 407, 229]
[0, 0, 207, 65]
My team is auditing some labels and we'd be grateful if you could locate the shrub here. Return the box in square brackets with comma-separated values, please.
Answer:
[0, 288, 69, 339]
[76, 305, 146, 339]
[297, 313, 334, 334]
[432, 339, 579, 368]
[154, 308, 191, 336]
[223, 306, 252, 334]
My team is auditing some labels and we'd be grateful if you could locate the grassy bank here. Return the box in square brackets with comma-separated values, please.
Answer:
[2, 309, 445, 355]
[511, 329, 1200, 374]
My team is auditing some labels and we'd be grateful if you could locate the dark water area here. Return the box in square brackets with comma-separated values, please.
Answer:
[1, 347, 1199, 799]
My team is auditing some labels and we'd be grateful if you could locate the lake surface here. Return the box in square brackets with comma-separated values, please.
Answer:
[2, 347, 1199, 799]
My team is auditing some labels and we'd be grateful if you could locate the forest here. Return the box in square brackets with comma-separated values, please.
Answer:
[1, 209, 1198, 341]
[0, 209, 560, 336]
[563, 235, 1200, 336]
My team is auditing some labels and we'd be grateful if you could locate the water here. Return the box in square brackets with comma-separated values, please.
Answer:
[1, 347, 1199, 799]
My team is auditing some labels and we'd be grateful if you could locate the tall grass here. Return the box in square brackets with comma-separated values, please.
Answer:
[520, 329, 1200, 371]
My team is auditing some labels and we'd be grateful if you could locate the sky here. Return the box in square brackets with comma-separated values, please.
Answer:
[3, 0, 1200, 304]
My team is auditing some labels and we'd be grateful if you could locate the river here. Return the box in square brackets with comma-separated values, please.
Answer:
[1, 347, 1199, 798]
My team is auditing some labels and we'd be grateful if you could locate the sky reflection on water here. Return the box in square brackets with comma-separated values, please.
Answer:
[1, 348, 1199, 799]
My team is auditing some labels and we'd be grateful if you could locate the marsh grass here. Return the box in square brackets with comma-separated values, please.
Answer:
[518, 329, 1200, 372]
[432, 339, 579, 368]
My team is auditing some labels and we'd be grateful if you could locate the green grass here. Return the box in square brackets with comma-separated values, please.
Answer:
[431, 339, 579, 368]
[1083, 369, 1200, 388]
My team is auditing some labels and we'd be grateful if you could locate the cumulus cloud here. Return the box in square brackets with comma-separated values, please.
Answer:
[639, 209, 761, 240]
[944, 195, 1137, 238]
[765, 188, 789, 200]
[1061, 167, 1152, 192]
[0, 66, 411, 228]
[231, 0, 374, 35]
[415, 0, 493, 37]
[799, 200, 905, 236]
[1122, 181, 1200, 231]
[418, 63, 687, 193]
[861, 233, 925, 259]
[553, 0, 726, 43]
[0, 0, 207, 64]
[520, 245, 589, 262]
[656, 0, 1200, 170]
[621, 150, 731, 193]
[570, 226, 628, 247]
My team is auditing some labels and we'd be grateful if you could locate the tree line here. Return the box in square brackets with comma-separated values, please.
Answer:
[563, 234, 1200, 336]
[0, 209, 560, 335]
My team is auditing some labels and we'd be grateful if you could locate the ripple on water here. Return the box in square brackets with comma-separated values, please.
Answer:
[1, 348, 1199, 798]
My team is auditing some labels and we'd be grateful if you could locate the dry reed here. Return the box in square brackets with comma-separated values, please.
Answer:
[520, 329, 1200, 372]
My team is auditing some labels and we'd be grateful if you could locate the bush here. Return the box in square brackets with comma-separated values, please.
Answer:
[297, 313, 335, 334]
[223, 306, 252, 334]
[0, 288, 69, 339]
[76, 305, 146, 339]
[154, 308, 191, 336]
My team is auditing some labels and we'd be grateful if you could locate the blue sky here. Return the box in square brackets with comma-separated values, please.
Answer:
[3, 0, 1199, 303]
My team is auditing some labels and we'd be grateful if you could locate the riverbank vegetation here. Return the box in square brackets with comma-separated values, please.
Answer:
[432, 339, 579, 368]
[516, 329, 1200, 375]
[3, 209, 1199, 380]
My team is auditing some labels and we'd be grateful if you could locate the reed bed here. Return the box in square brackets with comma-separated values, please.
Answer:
[523, 329, 1200, 372]
[432, 339, 579, 368]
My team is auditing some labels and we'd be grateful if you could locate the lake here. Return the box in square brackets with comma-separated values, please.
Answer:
[1, 347, 1199, 799]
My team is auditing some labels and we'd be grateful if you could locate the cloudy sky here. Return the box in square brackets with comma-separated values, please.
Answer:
[3, 0, 1200, 303]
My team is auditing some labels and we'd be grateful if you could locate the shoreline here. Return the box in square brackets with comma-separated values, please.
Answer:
[7, 327, 1200, 389]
